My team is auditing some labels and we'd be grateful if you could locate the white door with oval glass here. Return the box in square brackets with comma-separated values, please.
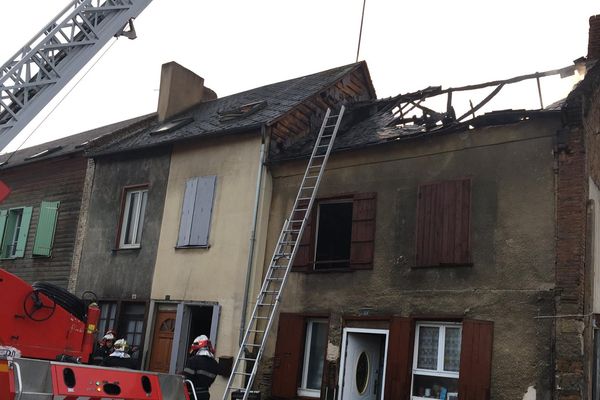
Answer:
[339, 329, 388, 400]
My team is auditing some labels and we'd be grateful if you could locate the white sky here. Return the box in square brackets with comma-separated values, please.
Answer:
[0, 1, 598, 152]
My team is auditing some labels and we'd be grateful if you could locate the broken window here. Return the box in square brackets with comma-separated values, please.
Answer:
[314, 201, 353, 269]
[293, 193, 376, 272]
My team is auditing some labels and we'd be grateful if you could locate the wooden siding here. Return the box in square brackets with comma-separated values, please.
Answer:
[0, 156, 87, 287]
[269, 68, 374, 145]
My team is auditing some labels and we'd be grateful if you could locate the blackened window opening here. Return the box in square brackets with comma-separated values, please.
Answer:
[314, 201, 353, 269]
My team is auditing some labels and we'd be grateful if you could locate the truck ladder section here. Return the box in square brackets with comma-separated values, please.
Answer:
[222, 106, 346, 400]
[3, 357, 189, 399]
[0, 0, 153, 150]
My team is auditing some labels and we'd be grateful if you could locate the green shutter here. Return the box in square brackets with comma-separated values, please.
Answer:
[33, 201, 60, 257]
[14, 207, 32, 258]
[0, 210, 7, 256]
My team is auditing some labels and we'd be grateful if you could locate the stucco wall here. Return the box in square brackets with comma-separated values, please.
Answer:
[263, 116, 559, 399]
[75, 148, 171, 300]
[151, 132, 269, 395]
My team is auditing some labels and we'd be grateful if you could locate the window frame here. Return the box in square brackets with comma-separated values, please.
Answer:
[292, 192, 376, 273]
[298, 319, 329, 397]
[116, 185, 149, 249]
[411, 322, 462, 399]
[313, 199, 354, 270]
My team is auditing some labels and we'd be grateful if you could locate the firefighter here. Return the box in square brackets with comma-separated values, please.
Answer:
[183, 335, 219, 400]
[101, 338, 136, 369]
[90, 330, 115, 365]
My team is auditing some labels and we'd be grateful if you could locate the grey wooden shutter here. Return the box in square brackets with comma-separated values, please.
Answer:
[189, 176, 216, 246]
[177, 176, 216, 247]
[177, 177, 199, 247]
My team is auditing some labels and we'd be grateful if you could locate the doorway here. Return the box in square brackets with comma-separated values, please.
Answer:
[148, 303, 220, 374]
[339, 329, 388, 400]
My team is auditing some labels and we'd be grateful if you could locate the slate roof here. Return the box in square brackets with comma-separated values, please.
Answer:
[0, 114, 152, 170]
[90, 62, 368, 156]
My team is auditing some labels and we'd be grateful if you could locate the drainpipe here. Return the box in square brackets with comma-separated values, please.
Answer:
[239, 125, 267, 345]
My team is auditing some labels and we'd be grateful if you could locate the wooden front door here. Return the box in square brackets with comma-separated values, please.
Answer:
[149, 310, 176, 372]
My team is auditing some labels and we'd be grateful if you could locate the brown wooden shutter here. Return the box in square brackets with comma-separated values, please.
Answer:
[292, 200, 313, 271]
[415, 179, 471, 266]
[271, 313, 305, 399]
[458, 319, 494, 400]
[384, 317, 413, 400]
[350, 192, 377, 269]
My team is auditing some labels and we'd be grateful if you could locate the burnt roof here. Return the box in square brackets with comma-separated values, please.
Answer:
[90, 62, 372, 156]
[270, 99, 560, 163]
[0, 114, 152, 170]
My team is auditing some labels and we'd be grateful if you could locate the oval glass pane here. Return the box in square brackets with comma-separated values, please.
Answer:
[356, 351, 369, 394]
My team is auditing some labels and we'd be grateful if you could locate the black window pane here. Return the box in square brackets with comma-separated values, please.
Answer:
[315, 202, 353, 269]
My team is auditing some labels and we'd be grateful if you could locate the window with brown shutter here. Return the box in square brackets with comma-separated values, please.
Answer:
[415, 179, 471, 267]
[292, 193, 377, 272]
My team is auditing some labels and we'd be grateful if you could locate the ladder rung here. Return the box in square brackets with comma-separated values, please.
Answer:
[248, 329, 266, 332]
[329, 114, 339, 118]
[258, 302, 276, 306]
[324, 124, 337, 128]
[313, 155, 325, 158]
[267, 277, 284, 281]
[245, 343, 262, 346]
[300, 186, 315, 190]
[240, 357, 256, 362]
[229, 387, 245, 391]
[234, 371, 252, 376]
[262, 290, 279, 294]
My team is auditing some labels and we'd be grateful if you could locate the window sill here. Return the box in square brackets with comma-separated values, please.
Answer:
[174, 244, 211, 250]
[411, 262, 473, 269]
[112, 246, 142, 252]
[0, 256, 20, 260]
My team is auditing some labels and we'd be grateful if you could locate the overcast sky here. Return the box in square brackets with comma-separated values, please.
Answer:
[0, 1, 598, 152]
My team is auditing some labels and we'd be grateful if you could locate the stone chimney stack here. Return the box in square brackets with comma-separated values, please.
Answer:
[589, 15, 600, 61]
[157, 62, 217, 122]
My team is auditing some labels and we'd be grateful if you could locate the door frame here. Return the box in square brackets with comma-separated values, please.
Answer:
[338, 328, 389, 400]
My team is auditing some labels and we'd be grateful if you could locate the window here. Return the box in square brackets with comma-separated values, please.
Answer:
[293, 193, 376, 272]
[415, 179, 471, 267]
[0, 207, 32, 258]
[177, 176, 216, 248]
[33, 201, 60, 257]
[271, 314, 330, 399]
[411, 322, 461, 399]
[385, 318, 493, 400]
[118, 187, 148, 248]
[298, 320, 328, 397]
[119, 303, 146, 361]
[96, 302, 118, 341]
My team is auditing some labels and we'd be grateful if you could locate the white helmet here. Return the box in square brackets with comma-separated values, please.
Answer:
[113, 339, 129, 352]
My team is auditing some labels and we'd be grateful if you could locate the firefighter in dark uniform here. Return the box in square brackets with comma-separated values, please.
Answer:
[183, 335, 219, 400]
[101, 338, 136, 369]
[90, 330, 115, 365]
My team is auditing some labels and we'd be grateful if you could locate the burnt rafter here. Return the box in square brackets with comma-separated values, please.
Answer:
[385, 63, 580, 131]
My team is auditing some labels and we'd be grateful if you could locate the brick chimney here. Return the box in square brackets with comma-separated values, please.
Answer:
[157, 62, 217, 122]
[589, 15, 600, 60]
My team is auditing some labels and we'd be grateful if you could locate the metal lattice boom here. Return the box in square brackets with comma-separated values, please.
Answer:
[0, 0, 153, 151]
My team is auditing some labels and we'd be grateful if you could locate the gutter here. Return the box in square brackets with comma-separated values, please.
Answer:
[239, 124, 267, 344]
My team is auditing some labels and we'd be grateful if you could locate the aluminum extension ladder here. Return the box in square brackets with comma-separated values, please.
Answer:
[0, 0, 153, 151]
[222, 106, 346, 400]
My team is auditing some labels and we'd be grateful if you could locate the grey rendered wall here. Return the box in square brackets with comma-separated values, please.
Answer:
[265, 116, 559, 399]
[75, 147, 170, 300]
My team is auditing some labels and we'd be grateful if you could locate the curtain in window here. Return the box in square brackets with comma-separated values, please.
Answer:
[417, 326, 439, 370]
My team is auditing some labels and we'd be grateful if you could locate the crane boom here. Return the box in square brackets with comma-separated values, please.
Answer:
[0, 0, 153, 152]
